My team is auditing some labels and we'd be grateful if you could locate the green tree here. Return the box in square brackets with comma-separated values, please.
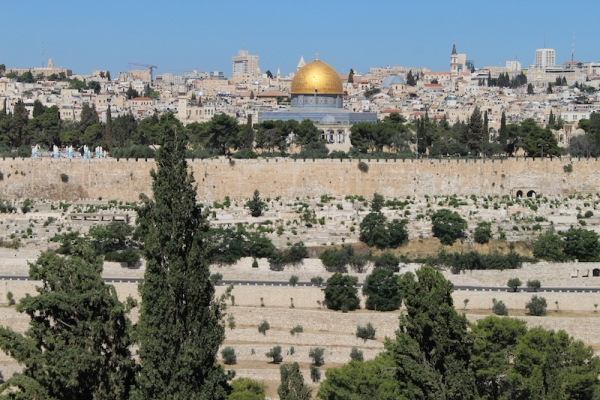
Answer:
[533, 228, 565, 261]
[356, 322, 377, 342]
[229, 378, 265, 400]
[240, 114, 254, 149]
[294, 119, 322, 149]
[277, 362, 311, 400]
[350, 348, 364, 362]
[406, 70, 417, 86]
[246, 189, 265, 217]
[431, 209, 467, 245]
[309, 347, 325, 366]
[347, 68, 354, 84]
[562, 227, 600, 261]
[318, 355, 397, 400]
[526, 279, 541, 292]
[370, 192, 385, 212]
[386, 265, 477, 399]
[221, 346, 237, 365]
[473, 222, 492, 244]
[521, 123, 560, 157]
[135, 122, 231, 399]
[470, 316, 527, 400]
[31, 99, 45, 118]
[105, 105, 113, 149]
[8, 99, 29, 147]
[527, 83, 534, 94]
[26, 105, 61, 147]
[509, 327, 600, 399]
[363, 269, 401, 311]
[467, 106, 483, 154]
[507, 277, 522, 292]
[525, 295, 547, 316]
[0, 246, 137, 399]
[323, 273, 360, 311]
[79, 102, 99, 135]
[207, 113, 239, 155]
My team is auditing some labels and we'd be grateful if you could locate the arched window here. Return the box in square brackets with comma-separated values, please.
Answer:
[593, 268, 600, 277]
[527, 190, 536, 198]
[516, 190, 523, 198]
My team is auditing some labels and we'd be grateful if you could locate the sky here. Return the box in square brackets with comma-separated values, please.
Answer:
[1, 0, 599, 78]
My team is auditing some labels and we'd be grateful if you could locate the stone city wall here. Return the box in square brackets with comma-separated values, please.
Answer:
[0, 157, 597, 202]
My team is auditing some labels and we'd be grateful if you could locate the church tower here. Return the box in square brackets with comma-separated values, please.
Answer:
[450, 44, 458, 79]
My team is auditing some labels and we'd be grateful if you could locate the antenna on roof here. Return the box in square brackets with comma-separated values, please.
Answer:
[41, 40, 44, 68]
[571, 33, 575, 62]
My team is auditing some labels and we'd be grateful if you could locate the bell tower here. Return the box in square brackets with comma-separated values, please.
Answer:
[450, 43, 458, 79]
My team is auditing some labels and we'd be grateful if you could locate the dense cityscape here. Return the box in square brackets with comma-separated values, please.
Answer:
[0, 42, 600, 399]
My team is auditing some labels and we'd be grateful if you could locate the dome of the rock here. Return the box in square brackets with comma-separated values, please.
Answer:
[290, 59, 343, 95]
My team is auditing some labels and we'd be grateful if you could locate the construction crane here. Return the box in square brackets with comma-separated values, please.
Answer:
[127, 62, 158, 81]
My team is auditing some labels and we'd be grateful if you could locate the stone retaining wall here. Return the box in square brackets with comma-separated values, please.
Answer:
[0, 157, 597, 202]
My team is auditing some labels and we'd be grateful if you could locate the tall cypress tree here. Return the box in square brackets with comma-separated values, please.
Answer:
[386, 265, 477, 399]
[241, 113, 254, 149]
[498, 111, 508, 153]
[467, 106, 483, 154]
[135, 120, 232, 399]
[105, 105, 112, 149]
[482, 111, 489, 144]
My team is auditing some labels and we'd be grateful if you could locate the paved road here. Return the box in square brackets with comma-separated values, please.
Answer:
[1, 275, 599, 293]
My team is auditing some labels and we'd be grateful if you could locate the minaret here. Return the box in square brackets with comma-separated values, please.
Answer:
[297, 55, 306, 71]
[450, 43, 458, 79]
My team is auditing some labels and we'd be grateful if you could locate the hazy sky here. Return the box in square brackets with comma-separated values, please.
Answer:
[2, 0, 598, 77]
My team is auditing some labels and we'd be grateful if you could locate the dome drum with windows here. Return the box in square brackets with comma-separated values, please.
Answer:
[290, 56, 344, 109]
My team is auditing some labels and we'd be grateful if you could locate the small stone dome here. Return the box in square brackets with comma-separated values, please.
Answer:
[381, 75, 406, 88]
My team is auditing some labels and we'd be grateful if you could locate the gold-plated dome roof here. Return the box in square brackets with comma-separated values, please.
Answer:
[290, 59, 343, 95]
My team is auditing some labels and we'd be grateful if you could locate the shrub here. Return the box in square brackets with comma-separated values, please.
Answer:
[373, 251, 400, 271]
[585, 210, 594, 218]
[310, 365, 321, 383]
[290, 325, 303, 336]
[265, 345, 282, 363]
[6, 291, 15, 306]
[309, 347, 325, 366]
[492, 298, 508, 316]
[526, 295, 547, 316]
[319, 245, 366, 273]
[111, 145, 156, 159]
[358, 161, 369, 172]
[507, 278, 522, 292]
[363, 269, 401, 311]
[17, 145, 31, 157]
[473, 222, 492, 244]
[431, 209, 467, 245]
[527, 279, 541, 292]
[563, 164, 573, 173]
[221, 346, 237, 365]
[356, 322, 376, 342]
[323, 273, 360, 311]
[268, 242, 308, 268]
[289, 275, 299, 287]
[227, 315, 236, 330]
[258, 320, 270, 335]
[349, 347, 364, 362]
[310, 276, 324, 287]
[229, 378, 265, 400]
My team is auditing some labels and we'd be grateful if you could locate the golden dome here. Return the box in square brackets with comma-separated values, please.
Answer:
[291, 59, 343, 95]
